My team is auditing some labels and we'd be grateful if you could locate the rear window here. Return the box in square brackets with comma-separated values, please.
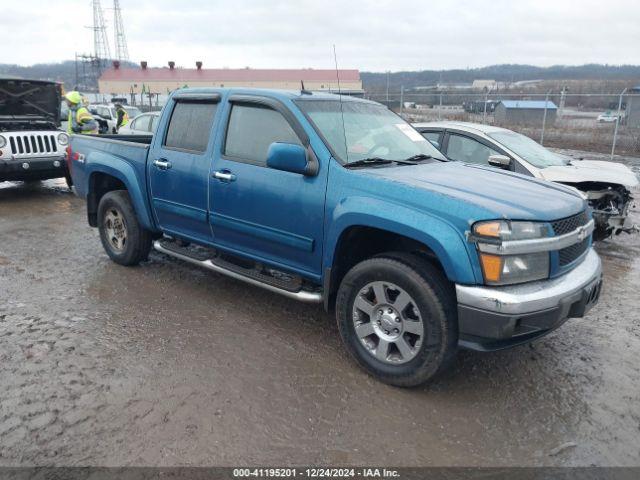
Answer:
[164, 101, 218, 153]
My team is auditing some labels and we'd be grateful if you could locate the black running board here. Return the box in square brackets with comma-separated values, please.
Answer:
[153, 240, 323, 303]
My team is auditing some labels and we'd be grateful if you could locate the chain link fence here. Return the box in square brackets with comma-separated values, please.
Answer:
[366, 91, 640, 158]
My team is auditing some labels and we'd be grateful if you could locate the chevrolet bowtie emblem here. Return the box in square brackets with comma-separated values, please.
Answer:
[577, 226, 587, 241]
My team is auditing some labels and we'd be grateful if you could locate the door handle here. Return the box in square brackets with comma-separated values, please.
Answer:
[212, 170, 236, 182]
[153, 159, 172, 170]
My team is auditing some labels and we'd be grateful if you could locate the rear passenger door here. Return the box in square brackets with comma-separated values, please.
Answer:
[148, 94, 220, 243]
[209, 96, 328, 279]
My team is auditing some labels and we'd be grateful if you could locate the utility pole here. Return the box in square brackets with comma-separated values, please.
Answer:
[399, 85, 404, 117]
[386, 71, 390, 103]
[74, 53, 79, 89]
[482, 89, 489, 124]
[113, 0, 129, 61]
[540, 90, 552, 145]
[611, 88, 627, 160]
[558, 86, 567, 117]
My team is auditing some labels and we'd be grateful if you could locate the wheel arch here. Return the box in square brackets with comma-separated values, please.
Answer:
[86, 164, 155, 231]
[323, 212, 476, 312]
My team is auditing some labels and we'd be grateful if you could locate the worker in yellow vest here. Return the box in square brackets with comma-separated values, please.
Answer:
[115, 103, 129, 133]
[65, 91, 98, 134]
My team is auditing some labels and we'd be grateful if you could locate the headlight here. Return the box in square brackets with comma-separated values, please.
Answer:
[473, 220, 550, 285]
[473, 220, 549, 241]
[0, 135, 6, 148]
[57, 133, 69, 146]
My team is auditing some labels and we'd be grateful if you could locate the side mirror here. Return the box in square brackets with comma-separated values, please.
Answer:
[488, 154, 512, 169]
[266, 142, 318, 176]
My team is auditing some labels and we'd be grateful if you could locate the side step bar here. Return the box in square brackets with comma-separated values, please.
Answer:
[153, 240, 323, 304]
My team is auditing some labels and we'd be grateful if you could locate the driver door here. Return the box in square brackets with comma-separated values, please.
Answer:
[209, 97, 328, 279]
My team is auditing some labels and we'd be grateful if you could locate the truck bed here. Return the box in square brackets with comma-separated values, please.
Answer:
[69, 134, 153, 201]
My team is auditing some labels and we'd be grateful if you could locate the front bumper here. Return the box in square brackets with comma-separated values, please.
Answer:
[0, 156, 66, 181]
[456, 248, 602, 351]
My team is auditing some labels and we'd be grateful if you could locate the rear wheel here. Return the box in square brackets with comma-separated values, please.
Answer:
[336, 253, 458, 387]
[97, 190, 152, 266]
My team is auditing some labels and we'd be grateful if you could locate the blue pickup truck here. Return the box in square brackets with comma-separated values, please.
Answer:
[68, 88, 603, 386]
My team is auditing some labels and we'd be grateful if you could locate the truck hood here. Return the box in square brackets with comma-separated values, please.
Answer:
[539, 160, 639, 188]
[362, 161, 586, 221]
[0, 78, 61, 127]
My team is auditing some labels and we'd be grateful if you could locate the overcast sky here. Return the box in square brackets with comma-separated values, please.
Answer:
[4, 0, 640, 71]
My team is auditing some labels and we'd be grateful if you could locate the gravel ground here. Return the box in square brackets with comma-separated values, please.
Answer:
[0, 151, 639, 467]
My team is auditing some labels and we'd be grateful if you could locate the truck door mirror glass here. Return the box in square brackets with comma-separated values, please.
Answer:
[488, 154, 512, 169]
[266, 142, 315, 176]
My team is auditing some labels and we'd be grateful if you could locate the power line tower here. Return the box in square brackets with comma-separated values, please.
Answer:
[113, 0, 129, 62]
[91, 0, 111, 62]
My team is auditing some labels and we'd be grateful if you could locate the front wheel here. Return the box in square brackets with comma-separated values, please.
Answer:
[336, 253, 458, 387]
[97, 190, 152, 266]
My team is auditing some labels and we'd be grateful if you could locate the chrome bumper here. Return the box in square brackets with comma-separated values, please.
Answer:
[456, 248, 602, 351]
[457, 248, 601, 315]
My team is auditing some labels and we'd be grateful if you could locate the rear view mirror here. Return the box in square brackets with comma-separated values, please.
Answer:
[267, 142, 318, 176]
[488, 154, 512, 169]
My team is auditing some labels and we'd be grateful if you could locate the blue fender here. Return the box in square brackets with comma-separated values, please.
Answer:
[84, 152, 157, 232]
[324, 196, 479, 285]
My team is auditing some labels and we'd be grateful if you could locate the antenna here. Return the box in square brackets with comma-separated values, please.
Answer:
[333, 45, 348, 163]
[300, 80, 311, 95]
[113, 0, 130, 61]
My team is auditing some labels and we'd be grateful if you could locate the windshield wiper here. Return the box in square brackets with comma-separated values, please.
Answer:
[403, 154, 433, 162]
[344, 157, 422, 169]
[344, 157, 395, 168]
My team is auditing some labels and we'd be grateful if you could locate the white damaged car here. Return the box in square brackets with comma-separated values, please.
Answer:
[414, 121, 639, 240]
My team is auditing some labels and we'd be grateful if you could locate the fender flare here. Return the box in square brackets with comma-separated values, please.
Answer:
[85, 155, 155, 231]
[324, 196, 479, 285]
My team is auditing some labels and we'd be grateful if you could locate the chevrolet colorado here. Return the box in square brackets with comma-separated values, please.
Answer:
[68, 88, 603, 386]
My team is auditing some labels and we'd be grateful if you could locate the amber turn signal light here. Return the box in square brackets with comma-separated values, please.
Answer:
[474, 221, 502, 238]
[479, 253, 503, 283]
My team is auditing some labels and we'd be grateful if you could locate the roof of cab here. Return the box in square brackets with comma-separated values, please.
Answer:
[171, 87, 378, 104]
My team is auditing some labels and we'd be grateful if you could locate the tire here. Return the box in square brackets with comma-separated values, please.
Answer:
[336, 252, 458, 387]
[97, 190, 152, 266]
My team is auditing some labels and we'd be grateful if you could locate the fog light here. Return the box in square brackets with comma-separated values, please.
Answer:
[22, 163, 30, 170]
[53, 160, 61, 167]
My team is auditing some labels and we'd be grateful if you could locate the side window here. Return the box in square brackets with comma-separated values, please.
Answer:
[164, 101, 218, 153]
[224, 104, 301, 166]
[150, 115, 160, 132]
[421, 131, 442, 149]
[446, 134, 500, 166]
[134, 115, 150, 132]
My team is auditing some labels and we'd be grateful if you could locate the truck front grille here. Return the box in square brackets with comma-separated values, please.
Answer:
[551, 210, 589, 236]
[8, 134, 59, 156]
[559, 237, 590, 266]
[552, 210, 591, 266]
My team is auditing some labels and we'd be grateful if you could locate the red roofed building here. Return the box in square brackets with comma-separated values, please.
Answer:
[98, 62, 363, 95]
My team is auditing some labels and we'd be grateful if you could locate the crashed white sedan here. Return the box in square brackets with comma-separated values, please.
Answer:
[413, 121, 639, 240]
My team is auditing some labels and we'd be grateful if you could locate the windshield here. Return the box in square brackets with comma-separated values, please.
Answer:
[296, 100, 446, 164]
[125, 107, 142, 118]
[488, 130, 568, 168]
